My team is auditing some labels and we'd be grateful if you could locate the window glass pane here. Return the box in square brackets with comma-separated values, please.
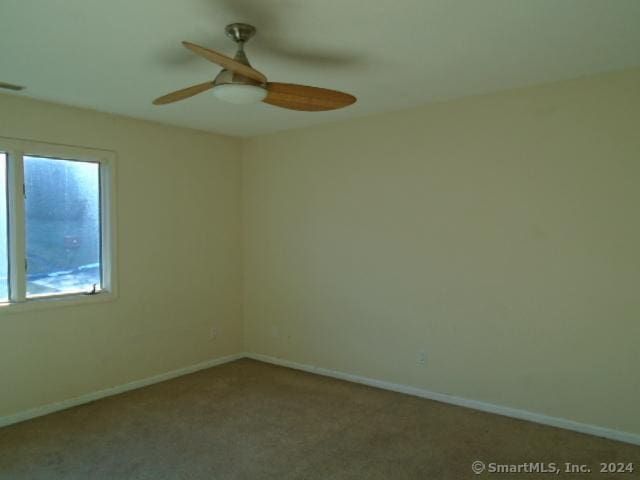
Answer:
[24, 156, 101, 297]
[0, 153, 8, 301]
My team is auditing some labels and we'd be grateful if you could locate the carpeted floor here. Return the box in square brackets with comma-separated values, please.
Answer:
[1, 359, 638, 479]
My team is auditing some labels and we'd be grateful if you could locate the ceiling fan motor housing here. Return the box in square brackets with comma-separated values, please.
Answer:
[214, 23, 264, 88]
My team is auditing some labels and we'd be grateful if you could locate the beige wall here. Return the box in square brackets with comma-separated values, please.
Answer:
[242, 68, 640, 435]
[0, 94, 243, 417]
[2, 68, 639, 436]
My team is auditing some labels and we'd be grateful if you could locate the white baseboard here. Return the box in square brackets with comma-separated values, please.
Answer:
[244, 352, 640, 446]
[4, 351, 638, 447]
[0, 352, 244, 428]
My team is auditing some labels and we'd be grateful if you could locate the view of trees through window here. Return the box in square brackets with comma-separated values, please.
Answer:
[25, 156, 101, 297]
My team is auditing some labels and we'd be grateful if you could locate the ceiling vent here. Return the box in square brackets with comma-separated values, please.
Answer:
[0, 81, 25, 91]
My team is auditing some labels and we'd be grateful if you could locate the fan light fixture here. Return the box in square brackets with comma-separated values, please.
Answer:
[152, 23, 356, 111]
[212, 83, 267, 104]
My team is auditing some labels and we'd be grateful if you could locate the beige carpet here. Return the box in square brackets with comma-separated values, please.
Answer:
[1, 359, 638, 479]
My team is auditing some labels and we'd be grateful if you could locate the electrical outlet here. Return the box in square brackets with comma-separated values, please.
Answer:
[210, 326, 218, 340]
[418, 350, 427, 366]
[271, 326, 280, 339]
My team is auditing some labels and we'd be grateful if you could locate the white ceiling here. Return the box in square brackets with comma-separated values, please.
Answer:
[2, 0, 640, 137]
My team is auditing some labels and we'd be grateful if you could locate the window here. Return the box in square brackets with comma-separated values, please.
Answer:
[0, 139, 115, 308]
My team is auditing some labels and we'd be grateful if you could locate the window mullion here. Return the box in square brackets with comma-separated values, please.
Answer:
[8, 151, 26, 302]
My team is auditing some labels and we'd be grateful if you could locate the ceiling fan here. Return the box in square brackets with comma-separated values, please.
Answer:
[153, 23, 356, 111]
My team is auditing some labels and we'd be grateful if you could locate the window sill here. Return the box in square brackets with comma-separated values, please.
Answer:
[0, 291, 116, 315]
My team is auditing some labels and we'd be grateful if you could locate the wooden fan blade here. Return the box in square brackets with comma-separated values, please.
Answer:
[263, 83, 356, 111]
[153, 81, 214, 105]
[182, 41, 267, 84]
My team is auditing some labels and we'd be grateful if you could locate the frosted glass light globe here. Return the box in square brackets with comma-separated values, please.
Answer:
[212, 84, 267, 104]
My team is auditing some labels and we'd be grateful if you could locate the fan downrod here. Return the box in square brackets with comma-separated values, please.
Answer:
[225, 23, 257, 44]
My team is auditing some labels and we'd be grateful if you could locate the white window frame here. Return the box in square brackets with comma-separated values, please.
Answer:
[0, 136, 117, 313]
